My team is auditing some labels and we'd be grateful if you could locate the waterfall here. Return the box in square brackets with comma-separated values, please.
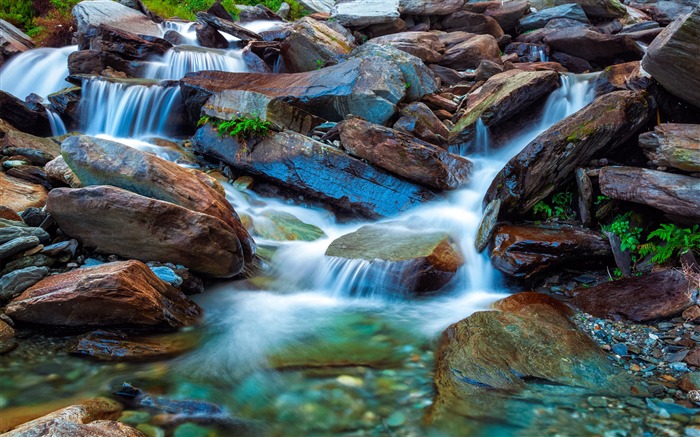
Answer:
[46, 108, 67, 136]
[161, 21, 199, 45]
[0, 46, 77, 100]
[144, 46, 248, 80]
[79, 77, 184, 138]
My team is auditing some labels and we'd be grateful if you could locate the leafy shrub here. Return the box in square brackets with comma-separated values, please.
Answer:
[638, 223, 700, 264]
[198, 115, 271, 141]
[0, 0, 35, 31]
[533, 190, 575, 221]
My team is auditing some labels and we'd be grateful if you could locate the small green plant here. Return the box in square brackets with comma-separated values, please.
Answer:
[638, 223, 700, 264]
[405, 82, 411, 89]
[533, 190, 574, 220]
[594, 195, 610, 206]
[604, 212, 642, 253]
[217, 116, 271, 139]
[315, 59, 324, 70]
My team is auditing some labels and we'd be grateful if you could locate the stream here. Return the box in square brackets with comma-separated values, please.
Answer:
[0, 20, 625, 437]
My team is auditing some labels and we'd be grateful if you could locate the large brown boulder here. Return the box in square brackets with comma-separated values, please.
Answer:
[325, 224, 464, 294]
[573, 270, 696, 322]
[599, 166, 700, 219]
[593, 61, 651, 96]
[60, 135, 254, 262]
[2, 130, 61, 165]
[490, 224, 612, 278]
[641, 5, 700, 109]
[180, 57, 406, 125]
[0, 91, 51, 137]
[77, 24, 171, 61]
[439, 34, 501, 71]
[394, 101, 450, 145]
[339, 118, 473, 190]
[440, 11, 504, 38]
[0, 172, 47, 212]
[5, 260, 202, 329]
[432, 292, 641, 419]
[45, 186, 246, 277]
[638, 123, 700, 172]
[544, 28, 644, 64]
[450, 70, 560, 145]
[281, 17, 354, 72]
[485, 91, 654, 218]
[368, 32, 444, 63]
[192, 125, 435, 218]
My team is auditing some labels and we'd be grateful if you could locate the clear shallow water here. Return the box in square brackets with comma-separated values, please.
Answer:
[1, 32, 634, 435]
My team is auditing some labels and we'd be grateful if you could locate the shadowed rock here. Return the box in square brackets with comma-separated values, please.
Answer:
[281, 17, 354, 72]
[0, 91, 51, 136]
[544, 28, 643, 64]
[638, 123, 700, 172]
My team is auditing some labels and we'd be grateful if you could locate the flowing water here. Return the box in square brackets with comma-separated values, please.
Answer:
[0, 28, 618, 436]
[0, 45, 76, 101]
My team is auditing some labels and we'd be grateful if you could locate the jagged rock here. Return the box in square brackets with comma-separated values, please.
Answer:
[1, 130, 60, 165]
[78, 24, 171, 61]
[5, 260, 202, 329]
[593, 61, 651, 96]
[281, 17, 354, 72]
[474, 59, 504, 82]
[202, 90, 324, 135]
[368, 32, 443, 63]
[0, 172, 48, 212]
[180, 56, 406, 125]
[437, 31, 477, 49]
[0, 91, 51, 136]
[73, 0, 163, 37]
[195, 23, 228, 49]
[67, 49, 138, 76]
[326, 224, 463, 294]
[0, 266, 50, 304]
[349, 43, 438, 102]
[45, 156, 81, 187]
[192, 125, 435, 218]
[60, 135, 254, 262]
[490, 224, 612, 278]
[544, 28, 644, 64]
[394, 101, 450, 145]
[0, 19, 33, 66]
[550, 51, 593, 73]
[428, 64, 463, 86]
[485, 0, 530, 34]
[195, 12, 262, 41]
[439, 34, 501, 71]
[433, 292, 642, 419]
[451, 70, 560, 145]
[520, 4, 589, 31]
[573, 270, 696, 322]
[339, 117, 472, 190]
[46, 186, 245, 277]
[638, 123, 700, 172]
[48, 86, 82, 128]
[440, 11, 504, 38]
[331, 0, 401, 27]
[529, 0, 627, 19]
[70, 330, 197, 361]
[475, 198, 500, 253]
[642, 6, 700, 109]
[399, 0, 465, 15]
[485, 91, 653, 218]
[599, 166, 700, 219]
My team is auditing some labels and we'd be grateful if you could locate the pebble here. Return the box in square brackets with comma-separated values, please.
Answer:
[137, 424, 165, 437]
[386, 411, 406, 427]
[588, 396, 609, 408]
[612, 343, 628, 356]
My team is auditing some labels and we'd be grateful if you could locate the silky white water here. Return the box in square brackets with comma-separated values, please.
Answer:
[0, 45, 77, 101]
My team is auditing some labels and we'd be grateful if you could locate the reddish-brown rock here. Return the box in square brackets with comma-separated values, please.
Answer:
[5, 260, 202, 330]
[394, 101, 450, 145]
[339, 117, 472, 190]
[573, 269, 695, 322]
[0, 172, 48, 212]
[439, 34, 501, 71]
[45, 186, 245, 277]
[440, 11, 504, 38]
[490, 224, 612, 278]
[368, 31, 444, 63]
[544, 28, 643, 64]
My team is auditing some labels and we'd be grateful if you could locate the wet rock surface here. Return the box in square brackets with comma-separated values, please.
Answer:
[638, 123, 700, 173]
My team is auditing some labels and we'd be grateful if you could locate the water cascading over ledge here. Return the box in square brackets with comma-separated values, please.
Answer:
[79, 77, 186, 138]
[144, 46, 248, 80]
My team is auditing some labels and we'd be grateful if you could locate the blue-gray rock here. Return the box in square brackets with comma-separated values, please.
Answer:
[0, 226, 49, 244]
[149, 266, 183, 287]
[0, 266, 49, 303]
[519, 4, 589, 31]
[0, 236, 40, 261]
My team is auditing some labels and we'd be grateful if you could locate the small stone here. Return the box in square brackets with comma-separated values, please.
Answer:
[336, 375, 363, 388]
[174, 423, 211, 437]
[137, 423, 165, 437]
[120, 410, 151, 425]
[688, 391, 700, 407]
[683, 306, 700, 323]
[0, 236, 40, 261]
[685, 425, 700, 437]
[386, 411, 406, 427]
[686, 350, 700, 367]
[670, 362, 689, 372]
[612, 343, 628, 356]
[149, 266, 183, 287]
[587, 396, 609, 407]
[630, 364, 641, 372]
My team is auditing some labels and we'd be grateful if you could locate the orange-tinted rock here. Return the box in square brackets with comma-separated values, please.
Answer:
[638, 123, 700, 173]
[593, 61, 651, 96]
[70, 330, 198, 361]
[0, 172, 48, 212]
[490, 224, 612, 278]
[439, 34, 501, 70]
[5, 260, 202, 330]
[45, 186, 245, 277]
[0, 205, 21, 221]
[573, 269, 695, 322]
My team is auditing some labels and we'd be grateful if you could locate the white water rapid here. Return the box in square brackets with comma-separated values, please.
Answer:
[0, 45, 76, 101]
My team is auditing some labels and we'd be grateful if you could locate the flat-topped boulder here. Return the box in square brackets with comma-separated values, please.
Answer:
[439, 34, 501, 71]
[72, 0, 163, 37]
[529, 0, 627, 19]
[192, 125, 435, 218]
[638, 123, 700, 172]
[339, 117, 473, 190]
[490, 224, 612, 278]
[367, 32, 444, 63]
[544, 28, 644, 64]
[399, 0, 465, 15]
[331, 0, 401, 27]
[451, 70, 560, 145]
[520, 4, 589, 31]
[642, 6, 700, 109]
[46, 186, 246, 277]
[326, 224, 464, 294]
[5, 260, 202, 330]
[599, 166, 700, 219]
[180, 57, 406, 125]
[485, 91, 653, 218]
[60, 135, 255, 262]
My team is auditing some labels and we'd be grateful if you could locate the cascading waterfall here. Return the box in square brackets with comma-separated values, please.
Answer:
[46, 108, 67, 136]
[79, 77, 184, 138]
[0, 45, 77, 100]
[161, 21, 199, 45]
[144, 46, 248, 80]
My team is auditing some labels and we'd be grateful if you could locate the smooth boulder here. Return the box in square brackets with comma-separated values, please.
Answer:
[368, 32, 444, 63]
[180, 57, 406, 125]
[281, 17, 354, 72]
[599, 166, 700, 219]
[72, 0, 163, 37]
[326, 224, 464, 294]
[573, 270, 696, 322]
[192, 125, 435, 218]
[638, 123, 700, 172]
[490, 224, 612, 278]
[46, 186, 246, 277]
[641, 5, 700, 109]
[439, 35, 501, 71]
[339, 117, 473, 190]
[5, 260, 202, 330]
[331, 0, 401, 27]
[544, 28, 644, 64]
[485, 91, 653, 217]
